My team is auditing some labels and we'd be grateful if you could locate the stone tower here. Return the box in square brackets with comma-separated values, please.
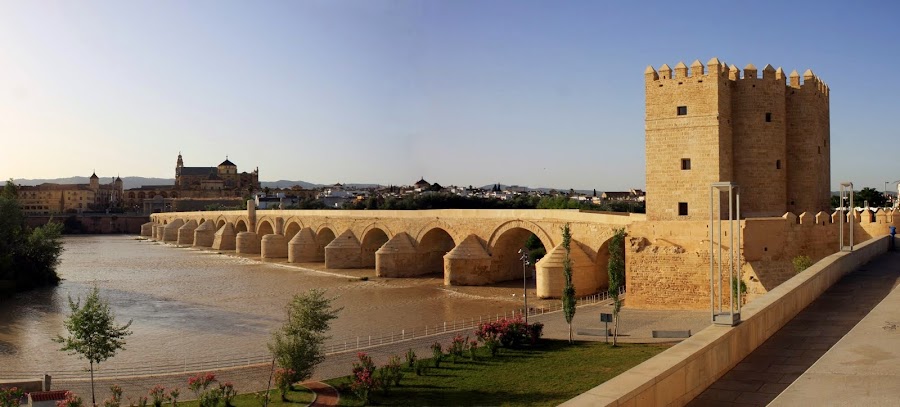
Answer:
[89, 171, 100, 192]
[644, 58, 830, 221]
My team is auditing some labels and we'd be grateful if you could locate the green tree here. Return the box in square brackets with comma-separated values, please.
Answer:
[268, 289, 342, 384]
[561, 223, 576, 343]
[0, 180, 63, 297]
[855, 187, 887, 208]
[55, 286, 133, 406]
[608, 228, 626, 346]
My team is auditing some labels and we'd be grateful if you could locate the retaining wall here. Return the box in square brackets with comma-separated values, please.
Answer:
[562, 235, 891, 406]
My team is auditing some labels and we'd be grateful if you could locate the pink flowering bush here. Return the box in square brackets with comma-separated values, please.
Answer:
[148, 385, 168, 407]
[102, 385, 123, 407]
[187, 373, 220, 407]
[475, 316, 544, 356]
[448, 335, 466, 363]
[0, 387, 24, 407]
[350, 352, 379, 405]
[56, 392, 82, 407]
[430, 342, 443, 367]
[168, 389, 180, 407]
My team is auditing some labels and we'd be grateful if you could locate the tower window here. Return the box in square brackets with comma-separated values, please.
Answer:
[765, 112, 772, 122]
[776, 160, 781, 169]
[677, 106, 687, 116]
[681, 158, 691, 170]
[678, 202, 688, 216]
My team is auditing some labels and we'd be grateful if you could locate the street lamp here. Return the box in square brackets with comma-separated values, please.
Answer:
[518, 248, 530, 325]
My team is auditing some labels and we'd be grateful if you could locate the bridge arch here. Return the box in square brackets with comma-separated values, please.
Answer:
[487, 220, 555, 252]
[360, 227, 390, 268]
[417, 227, 456, 275]
[284, 219, 303, 240]
[235, 219, 249, 233]
[315, 225, 337, 261]
[257, 219, 275, 236]
[413, 220, 460, 243]
[488, 220, 554, 284]
[215, 217, 226, 230]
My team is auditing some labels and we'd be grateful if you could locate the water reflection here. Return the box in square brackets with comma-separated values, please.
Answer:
[0, 236, 519, 373]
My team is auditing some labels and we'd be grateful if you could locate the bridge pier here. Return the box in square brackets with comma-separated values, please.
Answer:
[212, 222, 236, 251]
[163, 219, 185, 242]
[376, 233, 421, 277]
[288, 227, 319, 263]
[261, 234, 288, 258]
[236, 232, 261, 254]
[177, 220, 198, 246]
[141, 222, 153, 237]
[325, 230, 362, 268]
[535, 242, 599, 298]
[443, 235, 493, 285]
[193, 220, 216, 247]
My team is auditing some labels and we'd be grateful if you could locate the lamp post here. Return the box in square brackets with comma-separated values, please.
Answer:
[518, 248, 530, 325]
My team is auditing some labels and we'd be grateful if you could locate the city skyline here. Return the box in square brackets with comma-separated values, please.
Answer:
[2, 1, 900, 191]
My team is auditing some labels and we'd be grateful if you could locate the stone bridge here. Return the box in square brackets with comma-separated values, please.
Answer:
[145, 205, 644, 298]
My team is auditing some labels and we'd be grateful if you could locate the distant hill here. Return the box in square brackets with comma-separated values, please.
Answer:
[10, 176, 356, 191]
[260, 180, 320, 189]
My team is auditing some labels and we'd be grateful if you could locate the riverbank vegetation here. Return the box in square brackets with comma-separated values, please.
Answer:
[329, 339, 668, 406]
[0, 180, 64, 299]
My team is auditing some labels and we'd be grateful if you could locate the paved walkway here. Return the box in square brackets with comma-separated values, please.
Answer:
[302, 381, 339, 407]
[687, 250, 900, 407]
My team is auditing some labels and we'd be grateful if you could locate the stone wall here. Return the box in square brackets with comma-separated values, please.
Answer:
[563, 235, 891, 406]
[626, 209, 897, 309]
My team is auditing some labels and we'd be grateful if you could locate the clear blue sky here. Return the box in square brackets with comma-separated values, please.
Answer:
[1, 0, 898, 192]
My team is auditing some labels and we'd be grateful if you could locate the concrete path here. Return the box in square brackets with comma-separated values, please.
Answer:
[687, 251, 900, 407]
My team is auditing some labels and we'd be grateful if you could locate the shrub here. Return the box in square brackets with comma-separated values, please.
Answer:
[0, 387, 24, 407]
[467, 339, 479, 360]
[376, 356, 403, 396]
[168, 389, 179, 407]
[350, 353, 379, 405]
[107, 385, 123, 407]
[56, 392, 83, 407]
[220, 383, 236, 407]
[448, 335, 466, 363]
[187, 373, 219, 407]
[474, 316, 542, 355]
[414, 359, 430, 376]
[430, 342, 443, 367]
[274, 368, 296, 402]
[148, 386, 168, 407]
[137, 396, 149, 407]
[529, 322, 544, 344]
[404, 348, 417, 368]
[793, 255, 813, 273]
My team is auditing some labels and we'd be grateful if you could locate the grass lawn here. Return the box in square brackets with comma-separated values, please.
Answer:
[327, 339, 669, 406]
[176, 387, 314, 407]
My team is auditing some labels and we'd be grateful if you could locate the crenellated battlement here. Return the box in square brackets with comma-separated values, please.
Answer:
[645, 57, 829, 97]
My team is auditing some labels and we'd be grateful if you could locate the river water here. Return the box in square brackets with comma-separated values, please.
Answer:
[0, 236, 529, 375]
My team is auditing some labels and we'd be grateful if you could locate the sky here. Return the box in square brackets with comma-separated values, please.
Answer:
[1, 0, 899, 192]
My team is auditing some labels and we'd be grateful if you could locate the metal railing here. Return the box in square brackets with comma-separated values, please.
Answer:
[3, 288, 624, 380]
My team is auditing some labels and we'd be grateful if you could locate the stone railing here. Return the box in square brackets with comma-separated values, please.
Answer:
[561, 235, 892, 406]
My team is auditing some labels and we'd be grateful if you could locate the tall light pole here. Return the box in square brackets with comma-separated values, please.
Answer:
[518, 248, 530, 325]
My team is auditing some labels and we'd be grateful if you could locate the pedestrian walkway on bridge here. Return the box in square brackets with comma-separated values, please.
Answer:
[688, 250, 900, 407]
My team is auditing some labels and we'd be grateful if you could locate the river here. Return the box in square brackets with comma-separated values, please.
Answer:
[0, 235, 532, 376]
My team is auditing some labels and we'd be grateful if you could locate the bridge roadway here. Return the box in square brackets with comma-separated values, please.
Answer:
[146, 207, 643, 298]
